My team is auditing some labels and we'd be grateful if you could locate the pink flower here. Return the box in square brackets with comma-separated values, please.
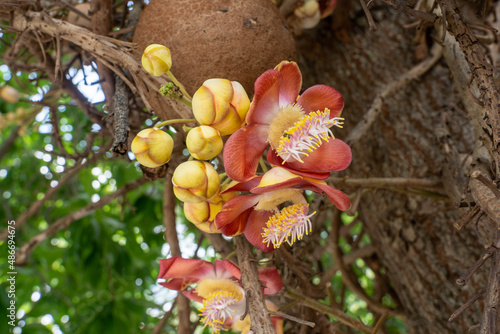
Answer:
[223, 61, 351, 182]
[158, 257, 283, 333]
[215, 167, 350, 252]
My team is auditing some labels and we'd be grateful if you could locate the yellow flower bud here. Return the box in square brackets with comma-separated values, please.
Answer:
[131, 128, 173, 168]
[172, 161, 221, 204]
[0, 85, 19, 103]
[184, 201, 222, 233]
[192, 79, 250, 136]
[295, 0, 319, 18]
[294, 0, 320, 29]
[141, 44, 172, 76]
[186, 126, 223, 160]
[183, 188, 237, 233]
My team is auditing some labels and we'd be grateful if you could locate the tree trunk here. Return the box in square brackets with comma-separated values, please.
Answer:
[297, 5, 488, 333]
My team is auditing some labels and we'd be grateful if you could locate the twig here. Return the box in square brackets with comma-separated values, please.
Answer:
[111, 74, 130, 154]
[449, 288, 486, 323]
[453, 206, 481, 231]
[380, 0, 439, 22]
[359, 0, 377, 31]
[328, 176, 443, 189]
[326, 282, 337, 309]
[469, 159, 500, 229]
[15, 178, 148, 266]
[55, 0, 92, 21]
[371, 311, 388, 334]
[233, 235, 276, 334]
[285, 289, 373, 333]
[346, 188, 363, 216]
[480, 230, 500, 333]
[268, 310, 315, 328]
[471, 171, 500, 199]
[151, 299, 177, 334]
[345, 44, 442, 146]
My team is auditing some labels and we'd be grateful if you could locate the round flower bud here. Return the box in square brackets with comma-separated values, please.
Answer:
[141, 44, 172, 76]
[183, 188, 237, 233]
[294, 0, 321, 29]
[172, 161, 221, 204]
[184, 201, 222, 233]
[0, 85, 19, 103]
[131, 128, 173, 168]
[192, 79, 250, 136]
[186, 126, 223, 160]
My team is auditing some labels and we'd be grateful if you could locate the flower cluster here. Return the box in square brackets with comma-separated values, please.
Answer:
[133, 44, 351, 333]
[158, 257, 283, 334]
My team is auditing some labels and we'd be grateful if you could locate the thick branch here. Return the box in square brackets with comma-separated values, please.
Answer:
[436, 0, 500, 174]
[233, 235, 276, 334]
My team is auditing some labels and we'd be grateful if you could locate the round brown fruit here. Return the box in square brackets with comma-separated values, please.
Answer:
[133, 0, 296, 120]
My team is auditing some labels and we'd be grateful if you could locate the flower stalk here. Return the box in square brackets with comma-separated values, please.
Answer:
[155, 118, 197, 129]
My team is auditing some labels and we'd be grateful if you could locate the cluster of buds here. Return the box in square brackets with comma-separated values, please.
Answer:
[132, 44, 251, 235]
[135, 45, 352, 333]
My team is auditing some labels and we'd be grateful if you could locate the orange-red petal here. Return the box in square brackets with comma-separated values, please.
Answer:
[267, 149, 331, 179]
[297, 84, 344, 117]
[219, 207, 253, 237]
[182, 289, 203, 303]
[300, 179, 351, 211]
[275, 61, 302, 107]
[286, 139, 352, 173]
[215, 195, 261, 234]
[223, 123, 270, 182]
[244, 209, 275, 252]
[246, 70, 282, 124]
[215, 259, 241, 280]
[158, 257, 214, 289]
[258, 267, 283, 295]
[251, 167, 303, 194]
[222, 176, 263, 193]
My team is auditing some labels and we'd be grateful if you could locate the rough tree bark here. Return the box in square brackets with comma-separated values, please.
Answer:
[296, 4, 488, 333]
